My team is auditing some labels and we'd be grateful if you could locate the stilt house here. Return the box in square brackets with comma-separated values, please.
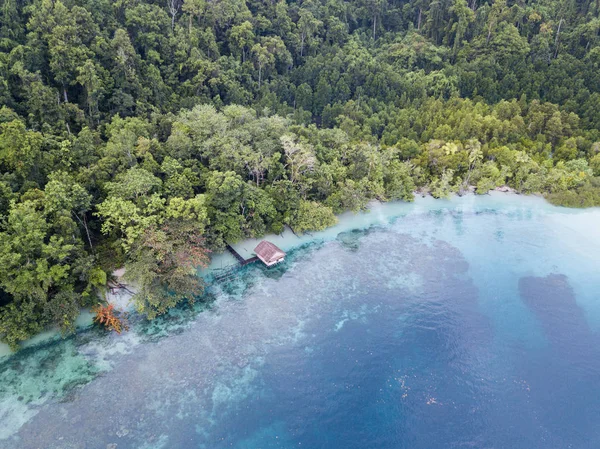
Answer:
[254, 241, 286, 267]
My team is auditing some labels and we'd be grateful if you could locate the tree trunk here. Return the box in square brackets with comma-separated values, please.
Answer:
[168, 0, 179, 32]
[258, 64, 262, 88]
[554, 18, 564, 58]
[373, 15, 377, 39]
[487, 21, 493, 44]
[75, 213, 94, 252]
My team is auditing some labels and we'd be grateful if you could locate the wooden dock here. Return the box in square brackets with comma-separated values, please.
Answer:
[226, 244, 259, 266]
[211, 244, 260, 283]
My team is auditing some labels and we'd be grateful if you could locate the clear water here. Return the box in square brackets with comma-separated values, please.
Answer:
[1, 193, 600, 449]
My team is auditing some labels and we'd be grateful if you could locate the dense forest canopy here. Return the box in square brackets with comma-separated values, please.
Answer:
[1, 0, 600, 348]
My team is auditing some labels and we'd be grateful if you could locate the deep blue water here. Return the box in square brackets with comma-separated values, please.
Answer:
[1, 195, 600, 449]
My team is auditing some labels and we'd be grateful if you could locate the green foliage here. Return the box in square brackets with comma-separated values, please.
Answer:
[205, 170, 277, 245]
[290, 200, 337, 234]
[105, 167, 162, 201]
[0, 196, 103, 348]
[0, 200, 76, 301]
[0, 120, 42, 181]
[126, 220, 210, 319]
[0, 300, 45, 351]
[431, 169, 458, 199]
[476, 177, 497, 195]
[43, 291, 81, 336]
[546, 179, 600, 208]
[383, 160, 415, 201]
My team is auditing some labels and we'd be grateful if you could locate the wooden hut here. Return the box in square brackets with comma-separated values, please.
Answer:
[254, 241, 286, 267]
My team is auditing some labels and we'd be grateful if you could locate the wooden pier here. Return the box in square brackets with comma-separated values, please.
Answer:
[211, 244, 260, 283]
[225, 244, 259, 266]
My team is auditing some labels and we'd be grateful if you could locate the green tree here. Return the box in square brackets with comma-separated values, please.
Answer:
[0, 119, 43, 181]
[297, 9, 322, 56]
[126, 219, 210, 319]
[251, 36, 290, 87]
[281, 134, 317, 185]
[289, 200, 337, 234]
[0, 198, 95, 348]
[229, 21, 255, 63]
[431, 169, 457, 198]
[76, 60, 106, 126]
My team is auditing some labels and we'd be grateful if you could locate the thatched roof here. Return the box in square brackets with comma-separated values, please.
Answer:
[254, 241, 285, 266]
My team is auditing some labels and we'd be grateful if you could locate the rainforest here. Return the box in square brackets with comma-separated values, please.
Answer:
[1, 0, 600, 348]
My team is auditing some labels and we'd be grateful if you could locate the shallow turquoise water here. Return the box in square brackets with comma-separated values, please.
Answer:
[1, 194, 600, 448]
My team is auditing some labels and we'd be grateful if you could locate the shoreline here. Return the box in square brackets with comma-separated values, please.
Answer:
[214, 188, 549, 266]
[0, 190, 592, 357]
